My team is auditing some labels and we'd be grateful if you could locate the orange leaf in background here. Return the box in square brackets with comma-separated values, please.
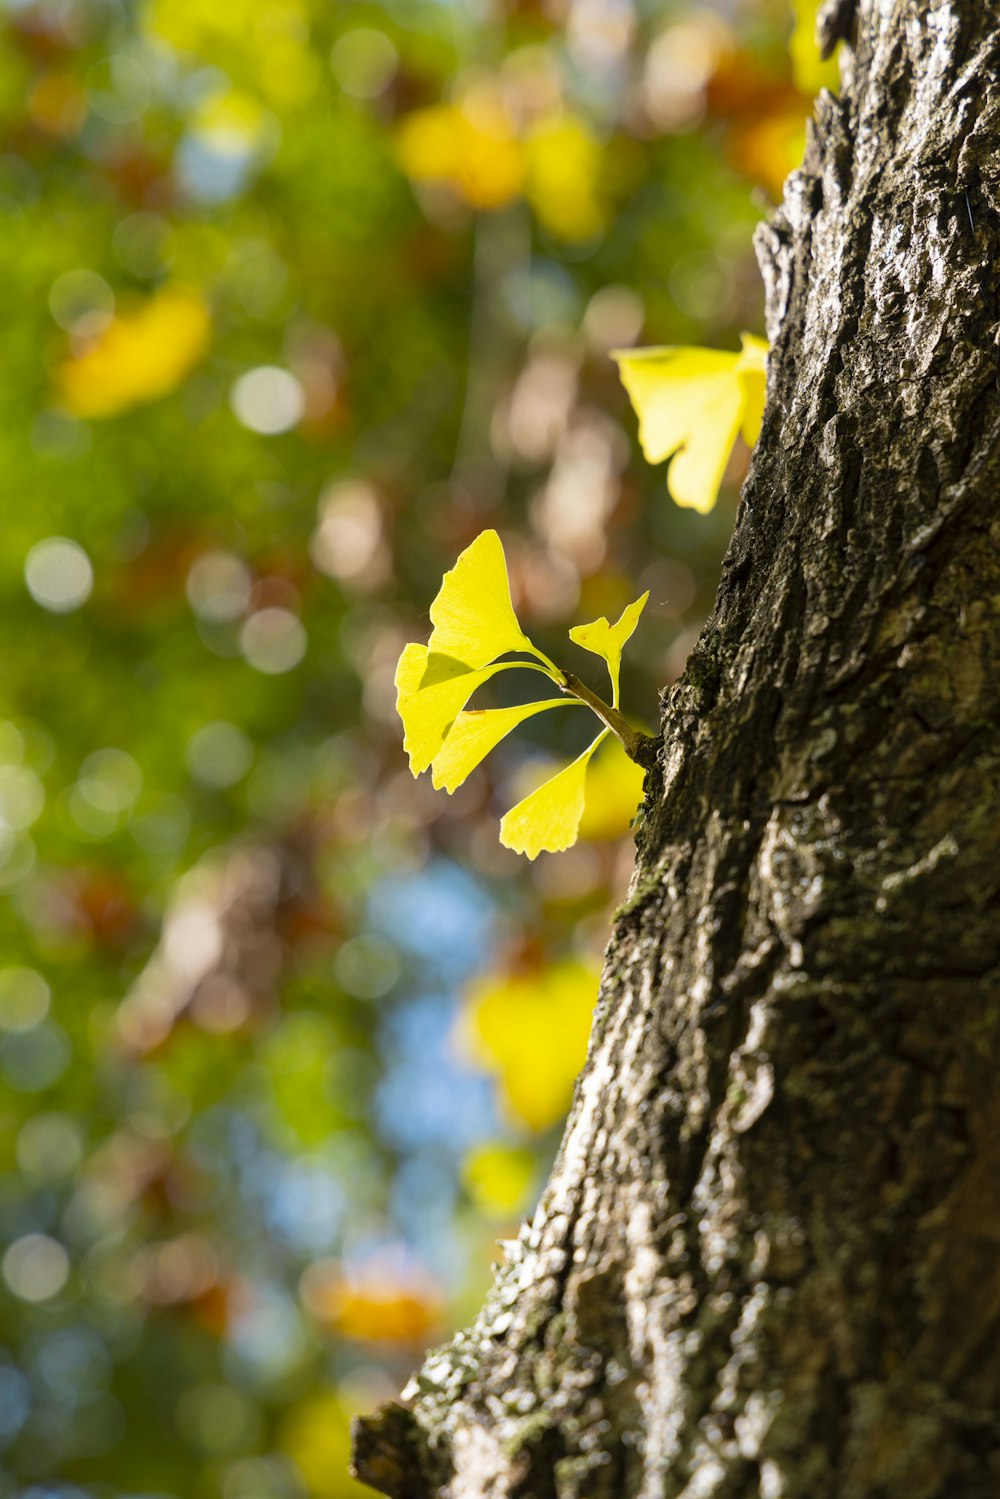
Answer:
[727, 106, 810, 200]
[300, 1259, 443, 1345]
[27, 69, 87, 138]
[56, 286, 211, 418]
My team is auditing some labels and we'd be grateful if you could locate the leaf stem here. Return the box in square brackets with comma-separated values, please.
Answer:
[557, 671, 659, 769]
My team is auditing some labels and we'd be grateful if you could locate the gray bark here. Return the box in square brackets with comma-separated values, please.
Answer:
[353, 3, 1000, 1494]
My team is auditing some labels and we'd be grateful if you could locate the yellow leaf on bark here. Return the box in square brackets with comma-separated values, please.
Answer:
[736, 332, 768, 446]
[576, 739, 646, 841]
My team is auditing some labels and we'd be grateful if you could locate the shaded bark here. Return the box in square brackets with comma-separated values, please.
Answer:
[354, 3, 1000, 1494]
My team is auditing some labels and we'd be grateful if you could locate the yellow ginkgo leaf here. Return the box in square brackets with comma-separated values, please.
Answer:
[736, 332, 769, 446]
[431, 698, 581, 794]
[790, 0, 841, 95]
[499, 730, 608, 860]
[568, 591, 649, 707]
[57, 286, 211, 419]
[396, 643, 517, 776]
[427, 529, 537, 670]
[613, 333, 769, 513]
[576, 738, 647, 841]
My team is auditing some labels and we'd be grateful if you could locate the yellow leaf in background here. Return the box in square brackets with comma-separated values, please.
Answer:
[280, 1392, 370, 1499]
[576, 738, 646, 841]
[462, 1142, 536, 1217]
[395, 644, 511, 776]
[569, 591, 649, 707]
[143, 0, 319, 107]
[428, 529, 536, 670]
[522, 112, 607, 243]
[431, 698, 581, 794]
[790, 0, 842, 95]
[460, 957, 599, 1131]
[499, 731, 608, 860]
[396, 101, 523, 211]
[613, 333, 768, 513]
[328, 1284, 441, 1344]
[737, 332, 769, 445]
[57, 287, 211, 419]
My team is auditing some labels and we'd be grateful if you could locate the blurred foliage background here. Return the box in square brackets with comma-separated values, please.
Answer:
[0, 0, 823, 1494]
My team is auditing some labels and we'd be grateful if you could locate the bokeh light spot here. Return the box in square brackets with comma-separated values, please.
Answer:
[49, 269, 114, 335]
[330, 28, 398, 99]
[16, 1113, 85, 1183]
[0, 764, 45, 831]
[175, 1383, 261, 1457]
[0, 967, 51, 1031]
[187, 550, 254, 624]
[24, 538, 93, 613]
[3, 1234, 70, 1303]
[186, 721, 255, 787]
[333, 934, 401, 1001]
[230, 367, 304, 434]
[240, 609, 307, 674]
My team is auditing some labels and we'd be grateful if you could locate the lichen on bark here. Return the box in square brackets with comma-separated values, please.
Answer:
[353, 4, 1000, 1495]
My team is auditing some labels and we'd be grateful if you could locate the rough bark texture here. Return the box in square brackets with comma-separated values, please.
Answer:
[354, 4, 1000, 1495]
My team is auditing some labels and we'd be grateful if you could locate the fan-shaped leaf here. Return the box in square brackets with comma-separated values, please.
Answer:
[431, 698, 581, 793]
[568, 591, 649, 707]
[499, 731, 607, 859]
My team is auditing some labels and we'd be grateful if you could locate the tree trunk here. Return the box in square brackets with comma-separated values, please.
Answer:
[353, 4, 1000, 1495]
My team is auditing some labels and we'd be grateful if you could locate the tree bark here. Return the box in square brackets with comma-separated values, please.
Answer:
[353, 4, 1000, 1495]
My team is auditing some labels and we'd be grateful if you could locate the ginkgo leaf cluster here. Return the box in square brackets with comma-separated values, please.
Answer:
[614, 332, 768, 513]
[395, 530, 650, 859]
